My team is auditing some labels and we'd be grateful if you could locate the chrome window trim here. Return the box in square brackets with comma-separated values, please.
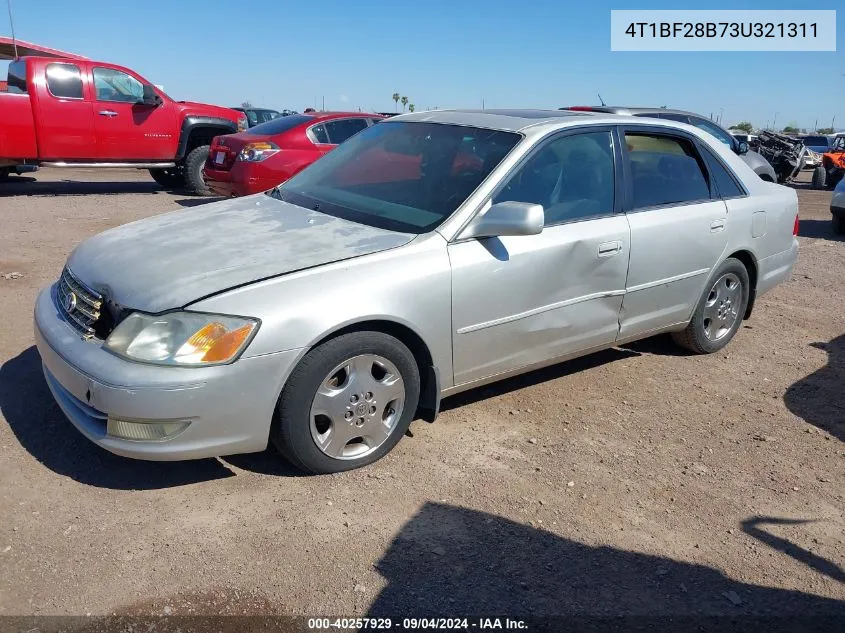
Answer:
[305, 117, 371, 146]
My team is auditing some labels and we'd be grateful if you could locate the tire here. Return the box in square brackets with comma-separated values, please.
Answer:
[0, 167, 9, 182]
[148, 167, 185, 189]
[833, 212, 845, 236]
[811, 165, 826, 190]
[671, 258, 750, 355]
[183, 145, 213, 196]
[273, 332, 420, 474]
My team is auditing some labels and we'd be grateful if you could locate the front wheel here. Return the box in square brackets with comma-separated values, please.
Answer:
[183, 145, 213, 196]
[273, 332, 420, 474]
[672, 258, 750, 354]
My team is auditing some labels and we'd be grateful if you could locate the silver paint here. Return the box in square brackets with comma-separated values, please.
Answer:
[35, 110, 799, 461]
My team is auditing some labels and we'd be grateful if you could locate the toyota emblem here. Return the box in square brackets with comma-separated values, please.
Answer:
[63, 291, 78, 314]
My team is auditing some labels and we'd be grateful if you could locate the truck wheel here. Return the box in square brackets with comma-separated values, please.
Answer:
[273, 332, 420, 474]
[149, 168, 185, 189]
[183, 145, 213, 196]
[811, 166, 826, 190]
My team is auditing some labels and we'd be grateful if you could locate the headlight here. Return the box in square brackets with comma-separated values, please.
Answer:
[104, 312, 259, 366]
[237, 141, 281, 162]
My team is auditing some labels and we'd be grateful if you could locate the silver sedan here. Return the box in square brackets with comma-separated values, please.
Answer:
[34, 109, 799, 473]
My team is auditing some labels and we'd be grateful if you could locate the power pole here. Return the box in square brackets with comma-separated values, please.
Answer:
[482, 99, 485, 110]
[322, 96, 325, 111]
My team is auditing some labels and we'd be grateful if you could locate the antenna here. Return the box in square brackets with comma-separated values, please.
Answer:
[597, 93, 606, 106]
[7, 0, 18, 59]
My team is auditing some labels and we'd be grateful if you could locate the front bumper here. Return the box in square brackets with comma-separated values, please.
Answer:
[34, 286, 301, 460]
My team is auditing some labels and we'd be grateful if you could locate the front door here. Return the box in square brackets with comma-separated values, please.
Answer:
[449, 128, 630, 386]
[617, 128, 730, 340]
[90, 66, 177, 160]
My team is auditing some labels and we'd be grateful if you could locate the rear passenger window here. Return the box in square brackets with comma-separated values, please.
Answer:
[494, 131, 616, 225]
[700, 145, 746, 199]
[309, 124, 330, 144]
[45, 63, 83, 100]
[625, 133, 711, 209]
[325, 118, 369, 144]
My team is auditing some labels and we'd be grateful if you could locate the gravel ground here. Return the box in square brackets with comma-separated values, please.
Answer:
[0, 168, 842, 622]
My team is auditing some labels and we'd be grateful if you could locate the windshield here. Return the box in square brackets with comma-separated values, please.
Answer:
[803, 136, 830, 147]
[270, 121, 522, 234]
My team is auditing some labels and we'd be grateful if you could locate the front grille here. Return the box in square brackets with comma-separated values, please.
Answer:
[56, 267, 104, 339]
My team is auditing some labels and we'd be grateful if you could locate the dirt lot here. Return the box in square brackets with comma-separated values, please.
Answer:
[0, 168, 842, 623]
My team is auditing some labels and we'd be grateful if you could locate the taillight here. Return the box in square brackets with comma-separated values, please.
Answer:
[237, 141, 281, 162]
[793, 214, 800, 236]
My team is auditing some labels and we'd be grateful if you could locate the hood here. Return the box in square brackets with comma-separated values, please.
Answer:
[176, 101, 242, 124]
[67, 195, 414, 313]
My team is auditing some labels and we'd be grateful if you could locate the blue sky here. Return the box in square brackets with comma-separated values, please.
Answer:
[3, 0, 843, 130]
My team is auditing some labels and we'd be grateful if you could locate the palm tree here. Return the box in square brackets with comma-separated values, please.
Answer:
[408, 104, 415, 113]
[401, 96, 408, 111]
[392, 93, 400, 113]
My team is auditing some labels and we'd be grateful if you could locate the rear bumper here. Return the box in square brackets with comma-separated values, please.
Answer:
[34, 285, 301, 460]
[203, 161, 275, 197]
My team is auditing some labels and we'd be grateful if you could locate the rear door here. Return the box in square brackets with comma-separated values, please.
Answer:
[617, 126, 729, 340]
[33, 61, 96, 160]
[90, 65, 177, 160]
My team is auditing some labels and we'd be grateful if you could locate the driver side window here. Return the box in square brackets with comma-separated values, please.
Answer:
[493, 131, 616, 226]
[93, 67, 144, 103]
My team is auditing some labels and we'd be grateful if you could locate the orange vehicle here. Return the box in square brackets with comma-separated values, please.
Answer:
[813, 135, 845, 190]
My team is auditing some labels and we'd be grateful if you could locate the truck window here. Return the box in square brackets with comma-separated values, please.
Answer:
[93, 67, 144, 103]
[46, 63, 83, 100]
[7, 60, 27, 94]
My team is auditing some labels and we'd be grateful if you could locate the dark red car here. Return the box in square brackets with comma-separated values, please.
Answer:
[203, 111, 383, 196]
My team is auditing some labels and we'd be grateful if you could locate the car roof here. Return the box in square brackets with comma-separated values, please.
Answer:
[563, 105, 709, 118]
[384, 109, 596, 132]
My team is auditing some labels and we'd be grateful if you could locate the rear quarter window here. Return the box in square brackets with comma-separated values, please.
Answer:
[45, 63, 83, 100]
[7, 60, 27, 93]
[625, 133, 711, 209]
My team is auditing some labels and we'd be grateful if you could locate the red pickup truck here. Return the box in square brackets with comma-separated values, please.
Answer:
[0, 56, 247, 193]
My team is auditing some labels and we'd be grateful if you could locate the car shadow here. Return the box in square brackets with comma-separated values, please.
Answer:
[0, 346, 242, 489]
[0, 179, 165, 197]
[173, 197, 226, 208]
[798, 219, 844, 242]
[366, 502, 845, 628]
[783, 335, 844, 441]
[440, 347, 640, 413]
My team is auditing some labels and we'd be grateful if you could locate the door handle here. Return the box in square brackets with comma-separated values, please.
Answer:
[710, 219, 726, 232]
[98, 110, 118, 117]
[598, 240, 622, 257]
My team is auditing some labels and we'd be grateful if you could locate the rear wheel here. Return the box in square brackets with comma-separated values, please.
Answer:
[148, 167, 185, 189]
[671, 258, 750, 354]
[273, 332, 420, 474]
[183, 145, 213, 196]
[812, 165, 827, 190]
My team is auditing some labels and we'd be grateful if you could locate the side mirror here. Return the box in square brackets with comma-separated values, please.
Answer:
[737, 141, 749, 155]
[141, 84, 162, 106]
[460, 201, 544, 239]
